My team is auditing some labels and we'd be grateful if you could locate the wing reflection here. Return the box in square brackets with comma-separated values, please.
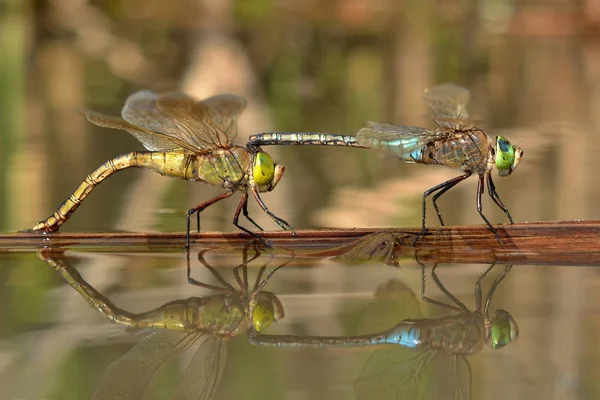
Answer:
[39, 248, 288, 400]
[333, 232, 412, 267]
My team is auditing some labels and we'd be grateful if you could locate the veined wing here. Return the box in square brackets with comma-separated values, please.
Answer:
[122, 90, 247, 151]
[170, 334, 227, 400]
[422, 84, 471, 128]
[354, 348, 470, 400]
[81, 110, 198, 152]
[92, 330, 201, 400]
[334, 233, 412, 267]
[359, 278, 422, 340]
[356, 121, 437, 162]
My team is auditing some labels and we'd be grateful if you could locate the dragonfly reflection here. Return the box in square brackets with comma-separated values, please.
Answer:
[39, 248, 287, 400]
[248, 84, 523, 243]
[29, 91, 292, 246]
[249, 262, 518, 399]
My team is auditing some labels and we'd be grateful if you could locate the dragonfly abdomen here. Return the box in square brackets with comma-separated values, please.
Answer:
[32, 152, 150, 232]
[136, 151, 198, 179]
[42, 251, 137, 327]
[247, 132, 363, 149]
[248, 321, 422, 348]
[31, 151, 201, 232]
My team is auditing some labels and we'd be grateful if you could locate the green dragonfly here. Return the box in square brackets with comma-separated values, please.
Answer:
[39, 247, 287, 400]
[248, 262, 518, 399]
[28, 90, 292, 246]
[247, 84, 523, 243]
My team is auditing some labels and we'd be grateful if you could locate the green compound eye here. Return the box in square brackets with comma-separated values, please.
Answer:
[490, 309, 519, 349]
[252, 302, 275, 333]
[252, 292, 284, 332]
[253, 152, 275, 186]
[495, 137, 515, 174]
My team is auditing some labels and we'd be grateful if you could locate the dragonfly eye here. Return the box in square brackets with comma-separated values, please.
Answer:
[252, 292, 284, 332]
[495, 136, 522, 177]
[490, 309, 519, 349]
[253, 152, 276, 187]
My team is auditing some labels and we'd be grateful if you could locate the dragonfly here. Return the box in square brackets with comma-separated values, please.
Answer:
[248, 262, 518, 399]
[29, 90, 293, 246]
[39, 247, 287, 400]
[247, 84, 524, 243]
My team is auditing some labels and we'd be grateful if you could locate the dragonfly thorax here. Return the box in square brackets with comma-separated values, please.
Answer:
[422, 128, 493, 175]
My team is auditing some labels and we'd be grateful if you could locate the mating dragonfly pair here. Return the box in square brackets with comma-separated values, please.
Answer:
[30, 84, 523, 245]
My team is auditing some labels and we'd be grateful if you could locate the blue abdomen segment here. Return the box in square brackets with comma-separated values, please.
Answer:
[364, 137, 423, 163]
[384, 321, 421, 348]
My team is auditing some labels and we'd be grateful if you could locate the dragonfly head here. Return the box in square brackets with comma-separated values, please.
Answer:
[252, 291, 285, 332]
[495, 136, 523, 177]
[489, 309, 519, 349]
[252, 151, 284, 192]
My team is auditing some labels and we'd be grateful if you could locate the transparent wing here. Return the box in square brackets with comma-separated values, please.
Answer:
[334, 233, 412, 267]
[422, 83, 471, 127]
[92, 330, 199, 400]
[354, 349, 470, 400]
[356, 121, 437, 160]
[358, 278, 423, 341]
[122, 90, 247, 150]
[81, 110, 197, 152]
[170, 335, 227, 400]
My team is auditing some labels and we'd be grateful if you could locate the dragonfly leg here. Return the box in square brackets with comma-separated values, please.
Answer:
[486, 174, 514, 224]
[413, 172, 471, 245]
[251, 187, 296, 234]
[253, 258, 293, 293]
[233, 247, 260, 293]
[187, 249, 236, 291]
[431, 174, 470, 226]
[425, 263, 469, 312]
[186, 191, 235, 247]
[483, 264, 513, 315]
[233, 192, 271, 246]
[242, 194, 264, 231]
[419, 262, 463, 311]
[475, 262, 496, 311]
[477, 175, 503, 243]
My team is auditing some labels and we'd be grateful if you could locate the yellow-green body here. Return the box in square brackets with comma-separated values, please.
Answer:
[42, 250, 279, 337]
[33, 146, 253, 232]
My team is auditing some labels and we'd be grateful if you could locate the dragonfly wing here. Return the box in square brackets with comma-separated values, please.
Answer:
[355, 349, 470, 400]
[170, 335, 227, 400]
[427, 354, 471, 400]
[359, 278, 423, 337]
[422, 83, 471, 127]
[354, 347, 430, 400]
[334, 233, 412, 267]
[92, 330, 197, 400]
[356, 122, 435, 162]
[81, 109, 195, 152]
[122, 90, 247, 150]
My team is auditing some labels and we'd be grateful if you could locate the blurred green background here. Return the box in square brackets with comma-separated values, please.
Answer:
[3, 0, 600, 235]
